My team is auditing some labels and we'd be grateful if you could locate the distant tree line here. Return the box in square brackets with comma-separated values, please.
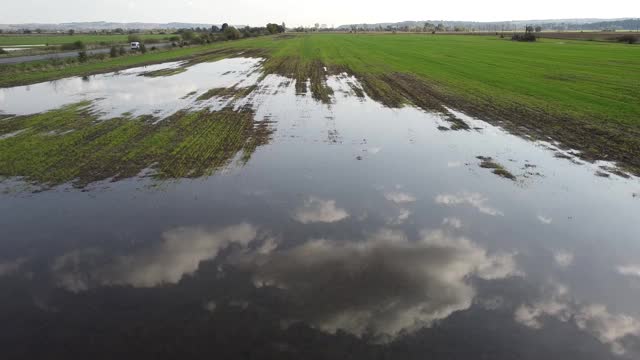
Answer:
[1, 23, 288, 39]
[67, 21, 287, 65]
[321, 19, 640, 33]
[172, 22, 286, 45]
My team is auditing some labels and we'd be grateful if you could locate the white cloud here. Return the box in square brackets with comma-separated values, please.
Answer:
[575, 304, 640, 355]
[617, 265, 640, 278]
[515, 281, 640, 355]
[537, 215, 553, 224]
[435, 192, 503, 216]
[51, 249, 103, 292]
[387, 208, 411, 225]
[384, 191, 417, 204]
[293, 197, 349, 224]
[442, 217, 462, 229]
[553, 250, 574, 268]
[515, 300, 571, 329]
[52, 223, 258, 290]
[0, 257, 26, 276]
[233, 228, 520, 339]
[514, 282, 572, 328]
[257, 237, 279, 255]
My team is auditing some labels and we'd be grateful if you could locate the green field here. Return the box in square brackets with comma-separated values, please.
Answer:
[1, 33, 640, 176]
[0, 33, 170, 46]
[232, 34, 640, 126]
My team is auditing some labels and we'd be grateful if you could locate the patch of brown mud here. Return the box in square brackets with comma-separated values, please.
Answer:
[256, 57, 639, 175]
[598, 165, 631, 179]
[197, 85, 258, 101]
[352, 71, 640, 176]
[262, 57, 334, 104]
[477, 156, 517, 181]
[356, 73, 470, 130]
[346, 81, 365, 98]
[181, 91, 198, 99]
[139, 67, 187, 77]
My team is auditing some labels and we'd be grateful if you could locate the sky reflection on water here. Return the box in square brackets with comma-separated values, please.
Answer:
[1, 58, 640, 359]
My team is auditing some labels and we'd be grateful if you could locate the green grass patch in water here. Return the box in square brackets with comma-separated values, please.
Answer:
[0, 102, 273, 187]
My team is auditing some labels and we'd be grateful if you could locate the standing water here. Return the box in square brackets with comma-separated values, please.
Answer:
[1, 58, 639, 359]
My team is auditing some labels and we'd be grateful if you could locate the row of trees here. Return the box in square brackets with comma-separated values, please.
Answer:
[174, 22, 285, 44]
[291, 23, 546, 33]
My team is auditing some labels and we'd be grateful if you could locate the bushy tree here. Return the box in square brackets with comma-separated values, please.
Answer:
[512, 26, 537, 42]
[266, 23, 285, 34]
[77, 51, 88, 62]
[423, 22, 435, 32]
[180, 30, 196, 42]
[110, 46, 118, 58]
[224, 26, 241, 40]
[221, 23, 229, 32]
[211, 25, 220, 33]
[61, 41, 86, 50]
[68, 29, 75, 36]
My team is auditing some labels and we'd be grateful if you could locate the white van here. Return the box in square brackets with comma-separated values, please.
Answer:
[130, 42, 141, 50]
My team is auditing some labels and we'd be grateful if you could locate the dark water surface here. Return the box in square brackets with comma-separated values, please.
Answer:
[1, 59, 640, 359]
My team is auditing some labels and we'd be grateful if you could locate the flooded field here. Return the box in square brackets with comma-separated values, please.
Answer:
[1, 57, 640, 359]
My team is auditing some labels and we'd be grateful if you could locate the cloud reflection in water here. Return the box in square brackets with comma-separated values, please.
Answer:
[50, 221, 523, 341]
[515, 281, 640, 356]
[233, 228, 521, 339]
[292, 197, 350, 224]
[53, 224, 257, 290]
[435, 192, 504, 216]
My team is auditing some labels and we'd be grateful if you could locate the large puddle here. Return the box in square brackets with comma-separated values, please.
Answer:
[1, 58, 640, 359]
[0, 57, 263, 118]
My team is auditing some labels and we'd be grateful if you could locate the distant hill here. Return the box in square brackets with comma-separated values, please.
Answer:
[1, 18, 638, 32]
[0, 22, 245, 32]
[337, 18, 639, 31]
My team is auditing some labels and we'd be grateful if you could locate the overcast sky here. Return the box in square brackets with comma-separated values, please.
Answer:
[2, 1, 638, 26]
